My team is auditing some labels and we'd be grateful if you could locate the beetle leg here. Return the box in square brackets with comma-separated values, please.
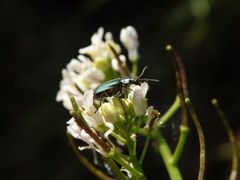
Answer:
[114, 90, 122, 98]
[94, 100, 101, 113]
[94, 95, 106, 113]
[122, 84, 134, 95]
[120, 84, 131, 98]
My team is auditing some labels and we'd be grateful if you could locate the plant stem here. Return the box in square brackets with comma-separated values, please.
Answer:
[104, 157, 128, 180]
[67, 133, 113, 180]
[157, 96, 180, 128]
[132, 136, 137, 156]
[115, 151, 130, 161]
[125, 134, 147, 179]
[211, 98, 238, 180]
[185, 98, 205, 180]
[156, 130, 183, 180]
[130, 154, 147, 180]
[111, 132, 127, 145]
[171, 125, 189, 165]
[140, 134, 151, 164]
[70, 96, 83, 118]
[132, 61, 138, 77]
[109, 150, 144, 179]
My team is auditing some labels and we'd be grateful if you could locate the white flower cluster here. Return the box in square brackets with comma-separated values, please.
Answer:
[66, 82, 159, 155]
[56, 26, 159, 157]
[56, 26, 139, 110]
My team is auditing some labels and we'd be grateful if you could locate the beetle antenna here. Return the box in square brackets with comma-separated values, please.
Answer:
[140, 78, 159, 82]
[137, 66, 148, 79]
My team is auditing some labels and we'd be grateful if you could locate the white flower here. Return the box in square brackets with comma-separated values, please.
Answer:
[70, 90, 125, 151]
[79, 27, 121, 61]
[120, 26, 139, 61]
[81, 89, 104, 129]
[128, 82, 149, 116]
[80, 90, 126, 130]
[57, 27, 131, 110]
[56, 57, 105, 110]
[67, 118, 107, 156]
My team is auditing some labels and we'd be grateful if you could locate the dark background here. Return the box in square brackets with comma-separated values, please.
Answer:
[1, 0, 240, 179]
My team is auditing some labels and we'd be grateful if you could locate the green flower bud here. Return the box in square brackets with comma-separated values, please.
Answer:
[99, 98, 125, 123]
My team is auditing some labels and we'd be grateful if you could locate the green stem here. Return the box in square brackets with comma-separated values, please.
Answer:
[140, 134, 151, 164]
[157, 96, 180, 128]
[171, 125, 189, 165]
[109, 150, 143, 179]
[70, 96, 82, 117]
[130, 155, 147, 180]
[211, 99, 238, 180]
[126, 134, 147, 179]
[132, 61, 138, 77]
[115, 151, 130, 161]
[111, 132, 127, 145]
[104, 157, 128, 180]
[156, 130, 183, 180]
[133, 136, 137, 156]
[67, 133, 113, 180]
[131, 139, 147, 179]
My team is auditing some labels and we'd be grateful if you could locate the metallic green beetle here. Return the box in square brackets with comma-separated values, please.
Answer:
[94, 67, 159, 100]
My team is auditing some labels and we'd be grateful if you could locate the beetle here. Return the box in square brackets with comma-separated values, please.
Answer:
[94, 66, 159, 100]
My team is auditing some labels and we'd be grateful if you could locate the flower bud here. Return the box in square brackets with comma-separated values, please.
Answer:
[128, 83, 149, 116]
[132, 89, 147, 116]
[99, 98, 125, 123]
[120, 26, 139, 62]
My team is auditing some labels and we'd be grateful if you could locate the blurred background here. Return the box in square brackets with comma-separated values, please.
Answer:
[1, 0, 240, 179]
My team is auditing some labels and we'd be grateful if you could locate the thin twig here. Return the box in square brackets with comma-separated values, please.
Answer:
[140, 134, 151, 164]
[67, 133, 113, 180]
[185, 98, 205, 180]
[211, 98, 238, 180]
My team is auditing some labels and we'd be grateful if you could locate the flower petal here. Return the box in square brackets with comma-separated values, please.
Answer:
[83, 89, 94, 112]
[132, 89, 147, 116]
[141, 82, 149, 97]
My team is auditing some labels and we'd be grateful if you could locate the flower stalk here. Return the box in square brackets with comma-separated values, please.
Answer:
[109, 149, 145, 179]
[104, 157, 128, 180]
[156, 130, 183, 180]
[140, 133, 151, 164]
[157, 96, 180, 128]
[171, 125, 190, 165]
